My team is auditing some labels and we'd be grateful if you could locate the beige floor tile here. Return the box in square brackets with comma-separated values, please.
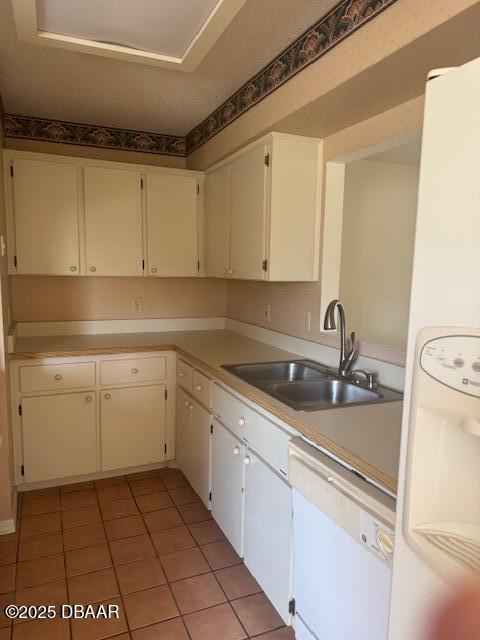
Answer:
[160, 547, 210, 582]
[142, 508, 183, 533]
[171, 572, 226, 614]
[168, 487, 199, 507]
[11, 617, 70, 639]
[16, 553, 65, 589]
[129, 477, 165, 496]
[231, 593, 284, 637]
[201, 540, 242, 570]
[184, 602, 246, 640]
[109, 534, 155, 566]
[62, 505, 102, 529]
[21, 487, 59, 501]
[68, 567, 119, 604]
[100, 499, 139, 521]
[131, 617, 189, 639]
[115, 557, 166, 595]
[123, 584, 178, 629]
[162, 473, 189, 491]
[0, 565, 15, 595]
[20, 512, 62, 538]
[177, 503, 212, 525]
[18, 531, 63, 561]
[104, 515, 146, 541]
[20, 495, 60, 517]
[61, 489, 98, 511]
[96, 484, 132, 503]
[135, 492, 173, 513]
[70, 596, 127, 640]
[215, 564, 261, 600]
[65, 543, 112, 577]
[0, 540, 18, 566]
[150, 526, 196, 556]
[63, 523, 106, 551]
[188, 520, 225, 546]
[15, 579, 67, 607]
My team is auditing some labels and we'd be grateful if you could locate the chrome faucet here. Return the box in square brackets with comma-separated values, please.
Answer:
[323, 299, 358, 377]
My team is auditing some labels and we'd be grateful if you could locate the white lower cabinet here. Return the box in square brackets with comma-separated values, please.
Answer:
[176, 388, 211, 507]
[211, 418, 245, 556]
[244, 450, 292, 623]
[22, 392, 97, 483]
[101, 385, 166, 471]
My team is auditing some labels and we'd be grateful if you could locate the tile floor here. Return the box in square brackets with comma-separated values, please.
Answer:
[0, 468, 294, 640]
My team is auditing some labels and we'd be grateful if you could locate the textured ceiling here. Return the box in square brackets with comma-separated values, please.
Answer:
[0, 0, 338, 135]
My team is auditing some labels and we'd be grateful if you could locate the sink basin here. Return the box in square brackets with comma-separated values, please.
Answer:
[222, 361, 327, 384]
[268, 379, 382, 411]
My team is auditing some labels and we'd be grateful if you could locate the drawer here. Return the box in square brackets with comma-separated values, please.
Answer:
[213, 383, 291, 476]
[100, 357, 166, 386]
[192, 370, 212, 408]
[177, 359, 193, 392]
[20, 362, 95, 393]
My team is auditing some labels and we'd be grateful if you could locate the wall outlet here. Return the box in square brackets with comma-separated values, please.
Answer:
[304, 311, 312, 331]
[264, 304, 271, 324]
[132, 298, 143, 313]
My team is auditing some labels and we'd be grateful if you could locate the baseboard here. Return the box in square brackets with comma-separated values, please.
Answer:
[0, 487, 18, 535]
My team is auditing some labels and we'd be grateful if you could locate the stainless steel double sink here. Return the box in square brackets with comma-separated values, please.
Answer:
[222, 360, 402, 412]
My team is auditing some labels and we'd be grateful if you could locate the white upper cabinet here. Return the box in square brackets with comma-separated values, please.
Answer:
[146, 172, 199, 277]
[10, 158, 80, 275]
[205, 132, 323, 282]
[205, 165, 230, 278]
[230, 144, 268, 280]
[84, 166, 143, 277]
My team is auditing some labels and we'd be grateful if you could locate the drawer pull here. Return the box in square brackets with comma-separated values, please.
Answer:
[151, 267, 158, 274]
[238, 417, 246, 426]
[54, 374, 63, 381]
[70, 265, 77, 272]
[189, 403, 195, 411]
[185, 400, 190, 407]
[195, 385, 203, 392]
[89, 266, 97, 273]
[227, 268, 233, 275]
[243, 456, 251, 465]
[85, 395, 93, 402]
[233, 447, 240, 456]
[131, 368, 139, 375]
[104, 393, 111, 400]
[179, 372, 185, 378]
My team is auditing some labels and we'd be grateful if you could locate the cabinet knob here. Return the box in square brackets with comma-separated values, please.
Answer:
[195, 385, 203, 392]
[85, 395, 93, 402]
[54, 374, 62, 381]
[243, 456, 251, 465]
[238, 417, 246, 426]
[131, 368, 138, 375]
[189, 403, 195, 411]
[221, 269, 227, 275]
[89, 266, 97, 273]
[233, 446, 240, 456]
[227, 268, 233, 275]
[179, 372, 185, 378]
[151, 267, 158, 274]
[185, 400, 190, 406]
[104, 393, 111, 400]
[70, 265, 77, 272]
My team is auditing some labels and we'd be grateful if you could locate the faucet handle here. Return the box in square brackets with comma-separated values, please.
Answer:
[341, 331, 358, 373]
[351, 369, 378, 389]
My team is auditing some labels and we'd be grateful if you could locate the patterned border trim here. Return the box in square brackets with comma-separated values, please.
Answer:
[185, 0, 398, 153]
[3, 114, 186, 157]
[3, 0, 398, 158]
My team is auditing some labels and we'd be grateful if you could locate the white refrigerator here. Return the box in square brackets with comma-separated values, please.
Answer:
[388, 57, 480, 639]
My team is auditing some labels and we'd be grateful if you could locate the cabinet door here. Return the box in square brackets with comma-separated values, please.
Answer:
[146, 173, 198, 276]
[22, 392, 96, 483]
[211, 419, 244, 555]
[229, 145, 267, 280]
[205, 165, 230, 277]
[189, 401, 212, 508]
[176, 387, 193, 476]
[12, 158, 80, 275]
[244, 450, 292, 623]
[84, 166, 143, 276]
[101, 385, 165, 471]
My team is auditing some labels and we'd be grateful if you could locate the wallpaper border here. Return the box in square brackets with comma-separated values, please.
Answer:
[2, 0, 398, 158]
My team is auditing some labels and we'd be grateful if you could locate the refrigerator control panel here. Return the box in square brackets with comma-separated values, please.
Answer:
[421, 334, 480, 397]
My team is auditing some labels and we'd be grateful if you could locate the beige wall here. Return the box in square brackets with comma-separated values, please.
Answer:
[0, 96, 15, 525]
[340, 159, 419, 351]
[11, 276, 226, 322]
[226, 95, 425, 364]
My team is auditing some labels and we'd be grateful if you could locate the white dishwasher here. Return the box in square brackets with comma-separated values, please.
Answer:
[289, 438, 395, 640]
